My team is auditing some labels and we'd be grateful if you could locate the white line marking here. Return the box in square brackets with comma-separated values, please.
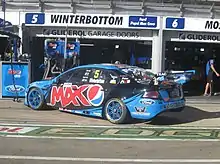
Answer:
[1, 134, 220, 142]
[0, 155, 219, 163]
[0, 123, 219, 130]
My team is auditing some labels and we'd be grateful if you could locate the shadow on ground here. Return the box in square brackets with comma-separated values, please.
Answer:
[59, 105, 220, 125]
[148, 106, 220, 125]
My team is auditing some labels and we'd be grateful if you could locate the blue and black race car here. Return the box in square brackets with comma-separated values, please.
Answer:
[24, 64, 185, 124]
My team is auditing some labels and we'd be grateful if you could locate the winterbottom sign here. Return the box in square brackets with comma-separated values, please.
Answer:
[50, 14, 123, 26]
[25, 13, 159, 29]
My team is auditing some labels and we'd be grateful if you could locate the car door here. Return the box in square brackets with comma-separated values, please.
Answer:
[81, 68, 121, 107]
[46, 68, 87, 110]
[78, 68, 106, 109]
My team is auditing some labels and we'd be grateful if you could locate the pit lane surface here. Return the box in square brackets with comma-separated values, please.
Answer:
[0, 137, 220, 164]
[1, 100, 220, 164]
[0, 100, 220, 127]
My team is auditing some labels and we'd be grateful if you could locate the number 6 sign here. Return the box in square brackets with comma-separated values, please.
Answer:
[172, 19, 178, 28]
[165, 17, 185, 29]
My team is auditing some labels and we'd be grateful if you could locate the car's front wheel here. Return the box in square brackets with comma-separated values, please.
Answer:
[104, 98, 129, 124]
[27, 87, 45, 110]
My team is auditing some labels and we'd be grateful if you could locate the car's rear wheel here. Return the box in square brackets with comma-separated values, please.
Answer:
[27, 87, 45, 110]
[104, 98, 128, 124]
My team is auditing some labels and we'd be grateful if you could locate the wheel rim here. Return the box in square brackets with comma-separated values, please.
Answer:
[28, 89, 42, 109]
[106, 100, 123, 121]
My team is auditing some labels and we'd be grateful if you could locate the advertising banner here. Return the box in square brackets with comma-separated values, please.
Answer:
[1, 62, 29, 98]
[36, 28, 153, 40]
[164, 16, 220, 32]
[24, 13, 160, 29]
[169, 32, 220, 43]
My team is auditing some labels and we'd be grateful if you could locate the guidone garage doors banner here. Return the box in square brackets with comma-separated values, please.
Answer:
[25, 13, 159, 29]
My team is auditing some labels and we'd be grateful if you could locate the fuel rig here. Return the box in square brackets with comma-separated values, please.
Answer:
[42, 39, 80, 79]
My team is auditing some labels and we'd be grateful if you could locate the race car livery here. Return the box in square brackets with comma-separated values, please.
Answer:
[24, 64, 185, 124]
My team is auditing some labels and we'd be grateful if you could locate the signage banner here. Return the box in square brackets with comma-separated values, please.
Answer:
[164, 17, 220, 32]
[37, 28, 153, 40]
[171, 32, 220, 43]
[25, 13, 159, 29]
[1, 63, 29, 98]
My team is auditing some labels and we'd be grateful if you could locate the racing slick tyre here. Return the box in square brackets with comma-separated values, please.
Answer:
[27, 87, 45, 110]
[104, 98, 129, 124]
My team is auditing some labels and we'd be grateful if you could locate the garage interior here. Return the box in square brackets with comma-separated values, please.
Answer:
[29, 37, 152, 81]
[0, 37, 11, 61]
[166, 41, 220, 95]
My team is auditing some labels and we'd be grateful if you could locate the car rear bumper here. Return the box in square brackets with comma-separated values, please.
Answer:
[127, 98, 185, 120]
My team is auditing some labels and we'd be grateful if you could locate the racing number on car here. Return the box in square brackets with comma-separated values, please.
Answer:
[94, 70, 101, 79]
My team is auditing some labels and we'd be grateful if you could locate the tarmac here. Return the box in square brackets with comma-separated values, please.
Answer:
[0, 137, 219, 164]
[0, 98, 220, 127]
[0, 98, 220, 163]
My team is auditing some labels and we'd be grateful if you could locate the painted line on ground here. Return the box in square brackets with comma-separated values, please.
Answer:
[0, 155, 220, 163]
[1, 123, 220, 130]
[1, 134, 220, 142]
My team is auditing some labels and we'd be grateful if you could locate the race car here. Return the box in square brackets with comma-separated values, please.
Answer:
[24, 64, 185, 124]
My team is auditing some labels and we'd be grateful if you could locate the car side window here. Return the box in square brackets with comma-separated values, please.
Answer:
[57, 70, 74, 84]
[68, 69, 86, 83]
[57, 69, 86, 84]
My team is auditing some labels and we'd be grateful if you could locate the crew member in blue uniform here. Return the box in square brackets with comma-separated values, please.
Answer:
[204, 55, 220, 96]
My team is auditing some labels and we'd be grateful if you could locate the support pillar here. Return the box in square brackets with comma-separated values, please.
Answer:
[151, 17, 165, 73]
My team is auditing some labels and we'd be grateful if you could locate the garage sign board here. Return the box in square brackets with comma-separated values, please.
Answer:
[25, 13, 160, 29]
[164, 17, 220, 32]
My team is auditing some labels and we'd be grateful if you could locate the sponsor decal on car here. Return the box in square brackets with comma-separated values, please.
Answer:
[120, 77, 131, 84]
[5, 85, 25, 93]
[89, 78, 105, 84]
[135, 106, 146, 113]
[165, 101, 184, 109]
[131, 112, 150, 116]
[139, 99, 155, 105]
[50, 84, 104, 107]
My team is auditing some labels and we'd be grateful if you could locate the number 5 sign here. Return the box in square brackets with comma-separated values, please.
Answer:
[165, 17, 185, 29]
[25, 13, 45, 25]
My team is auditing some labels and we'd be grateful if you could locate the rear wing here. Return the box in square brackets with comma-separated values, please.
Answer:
[156, 70, 196, 85]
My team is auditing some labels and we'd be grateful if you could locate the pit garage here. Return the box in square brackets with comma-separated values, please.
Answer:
[164, 27, 220, 95]
[23, 13, 162, 81]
